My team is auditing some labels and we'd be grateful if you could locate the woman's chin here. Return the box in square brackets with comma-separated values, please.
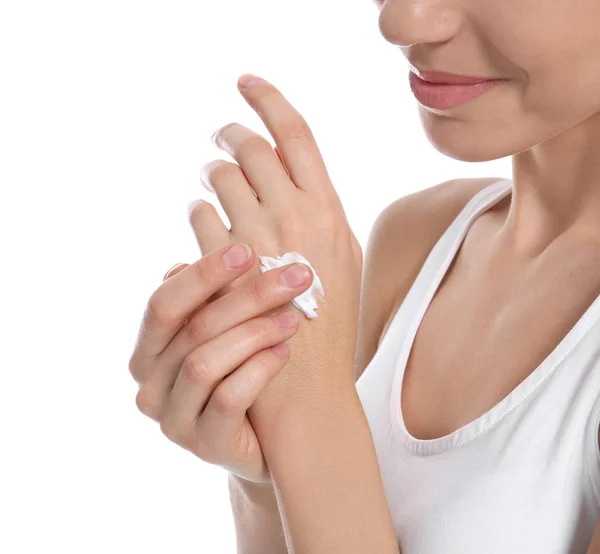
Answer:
[425, 132, 503, 162]
[420, 118, 518, 162]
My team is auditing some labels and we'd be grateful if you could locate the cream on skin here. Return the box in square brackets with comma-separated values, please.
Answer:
[198, 0, 600, 551]
[257, 252, 325, 319]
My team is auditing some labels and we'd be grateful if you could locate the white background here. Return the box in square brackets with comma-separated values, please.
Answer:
[0, 1, 510, 552]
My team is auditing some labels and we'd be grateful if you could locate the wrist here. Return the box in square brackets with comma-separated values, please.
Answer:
[248, 386, 362, 461]
[249, 373, 358, 423]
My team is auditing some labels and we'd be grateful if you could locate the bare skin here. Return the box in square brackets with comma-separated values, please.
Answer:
[370, 7, 600, 549]
[360, 175, 600, 551]
[132, 0, 600, 548]
[375, 178, 600, 441]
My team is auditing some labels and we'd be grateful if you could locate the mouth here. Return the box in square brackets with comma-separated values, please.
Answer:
[408, 68, 507, 110]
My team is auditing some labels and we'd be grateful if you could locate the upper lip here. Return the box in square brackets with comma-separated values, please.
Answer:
[409, 65, 505, 85]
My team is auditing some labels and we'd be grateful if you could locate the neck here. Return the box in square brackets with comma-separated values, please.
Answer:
[500, 112, 600, 257]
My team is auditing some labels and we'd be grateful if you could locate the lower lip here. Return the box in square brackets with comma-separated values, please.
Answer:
[408, 71, 504, 110]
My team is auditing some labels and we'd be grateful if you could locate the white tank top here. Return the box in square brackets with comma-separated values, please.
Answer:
[356, 178, 600, 553]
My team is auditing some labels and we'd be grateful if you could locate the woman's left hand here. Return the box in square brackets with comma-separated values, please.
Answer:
[189, 74, 362, 403]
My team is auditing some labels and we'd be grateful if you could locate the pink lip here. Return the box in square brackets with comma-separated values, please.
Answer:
[408, 70, 505, 110]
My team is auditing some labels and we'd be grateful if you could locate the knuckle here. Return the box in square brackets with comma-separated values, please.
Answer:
[254, 351, 274, 375]
[183, 351, 215, 385]
[187, 313, 212, 344]
[191, 255, 211, 283]
[211, 383, 239, 414]
[245, 275, 269, 305]
[159, 416, 186, 444]
[135, 387, 156, 419]
[272, 212, 299, 235]
[159, 416, 173, 438]
[282, 119, 312, 141]
[146, 293, 175, 326]
[244, 318, 268, 344]
[128, 356, 141, 383]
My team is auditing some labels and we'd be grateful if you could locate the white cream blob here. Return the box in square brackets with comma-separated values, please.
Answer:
[257, 251, 325, 319]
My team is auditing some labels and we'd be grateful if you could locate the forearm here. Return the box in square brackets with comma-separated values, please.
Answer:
[228, 473, 288, 554]
[251, 384, 400, 554]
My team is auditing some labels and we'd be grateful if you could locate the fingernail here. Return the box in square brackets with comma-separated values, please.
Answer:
[238, 73, 263, 88]
[272, 343, 289, 357]
[200, 177, 214, 193]
[272, 312, 297, 328]
[164, 263, 185, 280]
[188, 199, 205, 216]
[279, 263, 310, 288]
[223, 243, 251, 268]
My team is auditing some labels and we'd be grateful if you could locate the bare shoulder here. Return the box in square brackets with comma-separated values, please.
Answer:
[353, 176, 505, 383]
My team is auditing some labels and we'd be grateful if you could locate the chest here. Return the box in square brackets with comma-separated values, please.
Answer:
[398, 233, 600, 441]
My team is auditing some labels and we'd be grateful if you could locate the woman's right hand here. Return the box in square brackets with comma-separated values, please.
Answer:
[128, 242, 314, 484]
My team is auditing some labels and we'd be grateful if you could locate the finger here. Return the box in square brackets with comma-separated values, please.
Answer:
[164, 263, 189, 281]
[129, 243, 255, 374]
[210, 123, 293, 205]
[138, 261, 312, 410]
[196, 344, 289, 451]
[274, 145, 290, 178]
[155, 261, 313, 382]
[188, 196, 260, 302]
[162, 341, 290, 448]
[199, 160, 261, 225]
[236, 74, 332, 196]
[187, 199, 229, 256]
[142, 310, 297, 422]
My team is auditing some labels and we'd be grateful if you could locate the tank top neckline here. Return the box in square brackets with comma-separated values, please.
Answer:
[388, 178, 600, 457]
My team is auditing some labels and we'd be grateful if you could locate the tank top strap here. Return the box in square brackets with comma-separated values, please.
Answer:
[385, 178, 513, 337]
[424, 177, 513, 284]
[364, 178, 513, 394]
[384, 177, 600, 456]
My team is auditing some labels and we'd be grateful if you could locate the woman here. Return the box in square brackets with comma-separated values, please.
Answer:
[128, 0, 600, 552]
